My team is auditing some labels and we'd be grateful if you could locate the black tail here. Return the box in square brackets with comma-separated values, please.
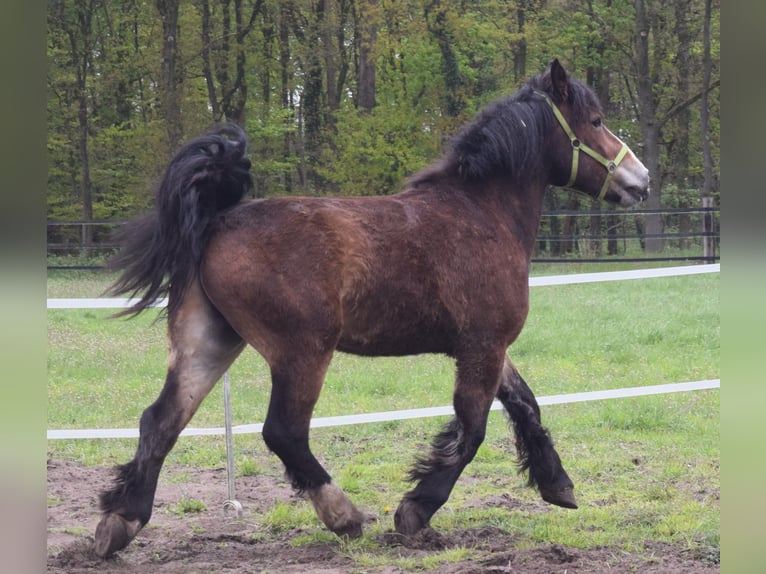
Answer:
[106, 124, 253, 317]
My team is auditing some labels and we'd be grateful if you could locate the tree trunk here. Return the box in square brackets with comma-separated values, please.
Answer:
[607, 211, 619, 255]
[132, 6, 149, 125]
[228, 0, 249, 125]
[77, 89, 93, 247]
[425, 0, 464, 118]
[700, 0, 714, 199]
[585, 6, 610, 258]
[200, 0, 222, 121]
[301, 0, 325, 184]
[322, 0, 339, 120]
[561, 196, 579, 255]
[589, 199, 602, 256]
[514, 4, 527, 83]
[279, 3, 295, 193]
[155, 0, 183, 150]
[200, 0, 260, 126]
[357, 0, 377, 112]
[633, 0, 663, 252]
[670, 0, 692, 187]
[68, 0, 95, 248]
[672, 0, 693, 249]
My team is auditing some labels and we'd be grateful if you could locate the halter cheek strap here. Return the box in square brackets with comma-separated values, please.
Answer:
[534, 91, 629, 200]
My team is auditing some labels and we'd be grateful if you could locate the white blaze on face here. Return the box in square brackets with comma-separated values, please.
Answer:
[606, 128, 650, 206]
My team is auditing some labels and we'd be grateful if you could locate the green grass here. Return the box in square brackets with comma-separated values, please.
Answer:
[47, 268, 115, 298]
[47, 271, 718, 432]
[262, 501, 318, 533]
[169, 496, 208, 516]
[47, 266, 719, 568]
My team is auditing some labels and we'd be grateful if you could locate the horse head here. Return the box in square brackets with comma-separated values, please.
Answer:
[538, 59, 650, 207]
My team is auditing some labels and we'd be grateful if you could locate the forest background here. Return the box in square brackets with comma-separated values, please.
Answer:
[46, 0, 720, 253]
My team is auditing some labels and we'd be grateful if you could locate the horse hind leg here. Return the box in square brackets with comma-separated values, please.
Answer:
[94, 282, 245, 557]
[496, 358, 577, 509]
[261, 349, 365, 538]
[394, 347, 505, 536]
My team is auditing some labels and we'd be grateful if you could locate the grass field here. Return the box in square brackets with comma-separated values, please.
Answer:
[47, 264, 720, 567]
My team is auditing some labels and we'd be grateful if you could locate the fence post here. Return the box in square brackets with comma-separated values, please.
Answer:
[222, 371, 243, 518]
[702, 196, 715, 260]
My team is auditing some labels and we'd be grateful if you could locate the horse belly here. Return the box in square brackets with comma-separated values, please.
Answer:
[336, 295, 453, 357]
[336, 330, 451, 357]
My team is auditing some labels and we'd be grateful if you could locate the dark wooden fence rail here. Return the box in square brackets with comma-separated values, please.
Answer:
[533, 205, 719, 263]
[47, 205, 720, 269]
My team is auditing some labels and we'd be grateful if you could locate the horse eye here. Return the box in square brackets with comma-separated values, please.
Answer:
[591, 117, 602, 128]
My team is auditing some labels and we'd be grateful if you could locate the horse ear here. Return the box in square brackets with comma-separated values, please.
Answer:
[549, 58, 569, 103]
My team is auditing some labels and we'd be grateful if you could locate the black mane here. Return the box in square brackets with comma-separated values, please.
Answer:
[410, 66, 602, 188]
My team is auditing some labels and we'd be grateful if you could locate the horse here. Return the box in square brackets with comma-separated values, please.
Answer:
[94, 58, 649, 557]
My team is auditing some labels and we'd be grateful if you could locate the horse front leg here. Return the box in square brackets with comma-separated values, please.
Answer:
[394, 348, 505, 536]
[496, 357, 577, 509]
[94, 284, 245, 557]
[262, 349, 365, 538]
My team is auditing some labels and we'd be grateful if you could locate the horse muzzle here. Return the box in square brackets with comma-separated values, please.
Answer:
[613, 161, 650, 206]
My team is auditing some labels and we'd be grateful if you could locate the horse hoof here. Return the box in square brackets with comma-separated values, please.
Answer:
[393, 498, 428, 536]
[331, 519, 364, 539]
[540, 486, 578, 509]
[94, 513, 142, 558]
[307, 482, 364, 539]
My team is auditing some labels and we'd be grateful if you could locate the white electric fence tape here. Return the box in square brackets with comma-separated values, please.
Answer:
[47, 264, 720, 441]
[47, 379, 719, 440]
[46, 264, 720, 309]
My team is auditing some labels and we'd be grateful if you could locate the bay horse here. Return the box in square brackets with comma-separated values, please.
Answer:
[95, 59, 649, 557]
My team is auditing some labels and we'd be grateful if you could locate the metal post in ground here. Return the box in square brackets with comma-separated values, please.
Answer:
[222, 370, 243, 518]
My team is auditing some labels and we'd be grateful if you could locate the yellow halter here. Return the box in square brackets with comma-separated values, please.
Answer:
[535, 90, 629, 200]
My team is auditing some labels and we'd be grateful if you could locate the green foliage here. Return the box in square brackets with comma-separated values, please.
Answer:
[318, 102, 440, 195]
[46, 0, 720, 250]
[246, 107, 304, 197]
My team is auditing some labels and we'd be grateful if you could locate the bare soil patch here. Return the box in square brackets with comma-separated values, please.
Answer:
[47, 459, 718, 573]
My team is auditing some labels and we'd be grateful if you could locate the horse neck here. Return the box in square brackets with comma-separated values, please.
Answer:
[481, 175, 548, 261]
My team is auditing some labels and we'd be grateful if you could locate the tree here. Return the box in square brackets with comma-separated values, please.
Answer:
[633, 0, 668, 251]
[355, 0, 378, 112]
[700, 0, 715, 199]
[46, 0, 719, 258]
[630, 0, 719, 251]
[48, 0, 96, 248]
[424, 0, 466, 120]
[155, 0, 184, 149]
[198, 0, 264, 125]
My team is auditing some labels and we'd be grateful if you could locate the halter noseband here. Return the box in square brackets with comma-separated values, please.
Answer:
[535, 90, 629, 200]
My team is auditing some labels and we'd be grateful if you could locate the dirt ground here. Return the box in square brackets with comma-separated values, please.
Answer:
[47, 458, 719, 573]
